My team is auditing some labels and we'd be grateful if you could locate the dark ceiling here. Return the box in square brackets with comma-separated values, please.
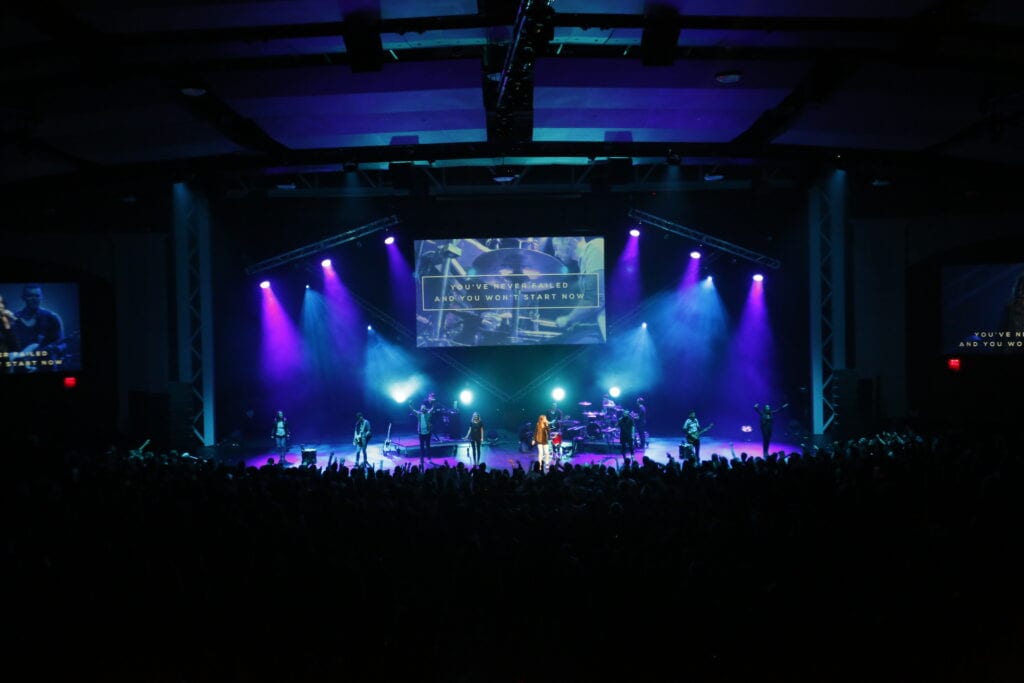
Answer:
[2, 0, 1023, 198]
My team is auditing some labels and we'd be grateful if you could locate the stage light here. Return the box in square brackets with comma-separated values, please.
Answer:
[259, 281, 271, 289]
[552, 387, 565, 401]
[384, 235, 395, 245]
[947, 358, 961, 372]
[690, 250, 701, 259]
[629, 228, 640, 237]
[641, 322, 647, 329]
[609, 386, 621, 398]
[753, 273, 764, 282]
[63, 376, 77, 389]
[305, 284, 310, 289]
[321, 258, 332, 268]
[367, 324, 373, 331]
[705, 275, 713, 283]
[390, 389, 411, 403]
[459, 389, 473, 405]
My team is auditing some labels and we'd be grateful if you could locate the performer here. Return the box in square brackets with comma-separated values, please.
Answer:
[551, 236, 606, 342]
[10, 284, 65, 372]
[0, 294, 19, 360]
[1000, 270, 1024, 333]
[683, 411, 703, 462]
[353, 412, 372, 467]
[532, 414, 552, 472]
[464, 412, 485, 466]
[545, 402, 563, 428]
[635, 397, 647, 450]
[410, 402, 435, 463]
[618, 409, 635, 461]
[271, 410, 290, 461]
[754, 403, 788, 459]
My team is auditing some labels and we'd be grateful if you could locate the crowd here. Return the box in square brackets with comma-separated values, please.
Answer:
[6, 427, 1022, 682]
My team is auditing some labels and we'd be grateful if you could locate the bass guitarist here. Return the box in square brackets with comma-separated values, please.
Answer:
[683, 411, 712, 461]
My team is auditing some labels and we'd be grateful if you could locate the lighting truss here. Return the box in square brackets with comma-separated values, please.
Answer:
[628, 209, 782, 270]
[244, 215, 400, 275]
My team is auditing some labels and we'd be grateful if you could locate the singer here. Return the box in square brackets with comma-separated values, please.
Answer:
[0, 294, 18, 357]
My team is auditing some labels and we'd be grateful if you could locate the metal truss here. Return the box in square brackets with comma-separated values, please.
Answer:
[628, 209, 782, 270]
[807, 172, 847, 438]
[244, 215, 400, 275]
[173, 183, 216, 447]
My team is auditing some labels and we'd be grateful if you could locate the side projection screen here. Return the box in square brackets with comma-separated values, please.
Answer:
[942, 264, 1024, 355]
[415, 237, 606, 348]
[1, 282, 82, 373]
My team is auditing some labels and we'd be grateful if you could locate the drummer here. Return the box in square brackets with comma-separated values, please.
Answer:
[601, 394, 616, 416]
[546, 402, 563, 429]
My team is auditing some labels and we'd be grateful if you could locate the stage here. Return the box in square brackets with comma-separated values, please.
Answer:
[210, 431, 804, 471]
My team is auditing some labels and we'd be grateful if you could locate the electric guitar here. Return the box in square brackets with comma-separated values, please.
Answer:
[353, 420, 370, 447]
[5, 331, 79, 373]
[685, 422, 714, 444]
[383, 422, 393, 452]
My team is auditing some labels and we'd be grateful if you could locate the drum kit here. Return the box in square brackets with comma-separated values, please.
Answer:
[574, 400, 643, 447]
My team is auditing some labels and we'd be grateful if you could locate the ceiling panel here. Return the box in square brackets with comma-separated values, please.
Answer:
[776, 64, 1012, 151]
[205, 60, 486, 149]
[534, 58, 809, 143]
[28, 78, 244, 163]
[552, 0, 935, 18]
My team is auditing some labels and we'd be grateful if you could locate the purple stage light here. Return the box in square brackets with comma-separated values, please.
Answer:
[259, 280, 270, 289]
[690, 251, 702, 259]
[321, 258, 332, 268]
[753, 273, 764, 282]
[629, 228, 640, 237]
[384, 235, 395, 245]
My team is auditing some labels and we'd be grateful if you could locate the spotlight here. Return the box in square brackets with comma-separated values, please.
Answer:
[690, 250, 702, 259]
[259, 281, 270, 289]
[947, 358, 961, 372]
[367, 324, 373, 331]
[321, 258, 332, 268]
[753, 274, 764, 282]
[384, 235, 395, 245]
[305, 284, 310, 289]
[552, 387, 565, 402]
[641, 322, 647, 329]
[629, 228, 640, 237]
[609, 386, 621, 398]
[459, 389, 473, 405]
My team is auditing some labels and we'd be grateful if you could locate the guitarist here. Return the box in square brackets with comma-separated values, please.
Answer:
[353, 412, 372, 467]
[11, 284, 65, 371]
[683, 411, 709, 461]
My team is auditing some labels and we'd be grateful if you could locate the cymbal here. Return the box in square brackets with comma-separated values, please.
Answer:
[583, 411, 600, 418]
[578, 401, 592, 406]
[471, 248, 565, 279]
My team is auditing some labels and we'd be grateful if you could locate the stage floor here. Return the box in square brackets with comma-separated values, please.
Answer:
[216, 431, 803, 471]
